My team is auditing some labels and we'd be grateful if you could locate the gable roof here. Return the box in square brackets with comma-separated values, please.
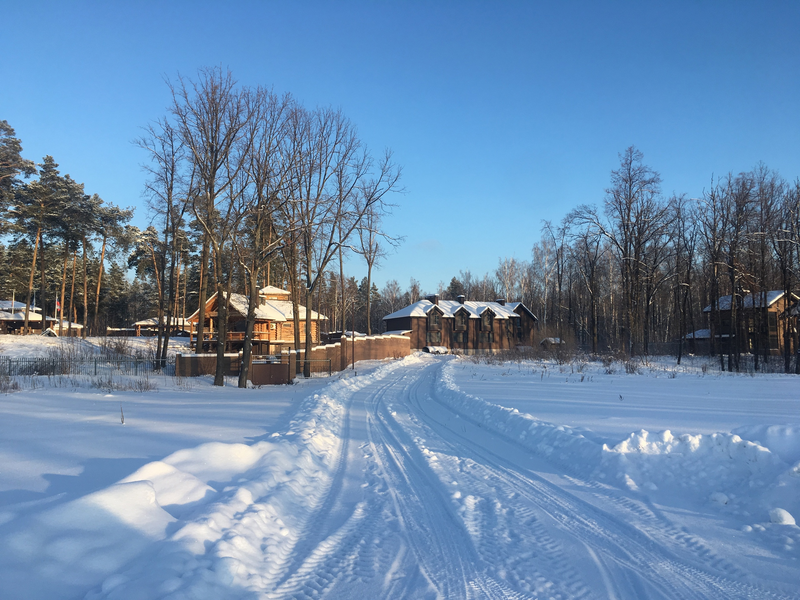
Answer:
[259, 285, 291, 297]
[383, 299, 532, 321]
[702, 290, 799, 312]
[187, 292, 327, 323]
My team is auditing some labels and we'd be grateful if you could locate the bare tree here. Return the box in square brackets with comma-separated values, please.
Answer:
[355, 203, 401, 334]
[283, 104, 401, 376]
[170, 67, 256, 385]
[233, 88, 293, 387]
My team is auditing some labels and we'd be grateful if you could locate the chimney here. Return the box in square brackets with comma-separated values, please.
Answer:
[457, 295, 465, 304]
[426, 294, 439, 305]
[495, 298, 506, 306]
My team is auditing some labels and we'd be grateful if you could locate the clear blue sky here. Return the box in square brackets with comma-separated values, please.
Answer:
[3, 1, 799, 294]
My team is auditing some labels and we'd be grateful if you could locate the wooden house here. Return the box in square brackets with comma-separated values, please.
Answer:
[186, 286, 327, 354]
[702, 290, 798, 356]
[383, 294, 537, 353]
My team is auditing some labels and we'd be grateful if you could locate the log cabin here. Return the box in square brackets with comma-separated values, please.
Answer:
[187, 286, 327, 354]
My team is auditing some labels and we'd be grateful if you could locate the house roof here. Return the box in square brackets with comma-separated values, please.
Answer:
[259, 286, 291, 297]
[134, 316, 190, 327]
[0, 311, 55, 322]
[685, 329, 711, 340]
[383, 299, 530, 321]
[702, 290, 798, 312]
[187, 292, 327, 323]
[0, 300, 39, 312]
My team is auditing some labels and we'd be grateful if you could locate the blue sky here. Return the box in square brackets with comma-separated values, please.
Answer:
[2, 1, 799, 294]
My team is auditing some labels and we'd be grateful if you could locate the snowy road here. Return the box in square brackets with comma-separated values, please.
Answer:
[10, 354, 797, 599]
[321, 357, 793, 600]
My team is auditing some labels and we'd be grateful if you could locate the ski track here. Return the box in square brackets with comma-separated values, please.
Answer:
[87, 355, 799, 599]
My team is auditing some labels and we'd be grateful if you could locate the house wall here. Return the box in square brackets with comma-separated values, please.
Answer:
[706, 298, 793, 356]
[387, 309, 536, 353]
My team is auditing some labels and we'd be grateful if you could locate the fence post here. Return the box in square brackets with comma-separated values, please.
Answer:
[94, 359, 97, 376]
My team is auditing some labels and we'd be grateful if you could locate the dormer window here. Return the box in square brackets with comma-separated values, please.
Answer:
[454, 309, 468, 331]
[427, 308, 441, 331]
[479, 309, 494, 343]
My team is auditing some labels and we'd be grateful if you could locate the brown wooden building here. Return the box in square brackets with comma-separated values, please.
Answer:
[383, 294, 537, 353]
[702, 290, 798, 356]
[187, 286, 327, 353]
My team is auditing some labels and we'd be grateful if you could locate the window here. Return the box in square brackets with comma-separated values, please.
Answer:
[480, 310, 494, 331]
[479, 310, 494, 344]
[427, 331, 441, 345]
[453, 331, 466, 343]
[455, 310, 468, 331]
[428, 310, 441, 331]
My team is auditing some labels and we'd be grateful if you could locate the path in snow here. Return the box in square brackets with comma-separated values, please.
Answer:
[75, 355, 799, 599]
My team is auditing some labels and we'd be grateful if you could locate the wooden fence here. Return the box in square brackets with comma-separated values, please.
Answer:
[176, 333, 411, 384]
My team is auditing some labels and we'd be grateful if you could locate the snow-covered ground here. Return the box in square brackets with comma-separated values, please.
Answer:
[0, 335, 191, 360]
[0, 341, 798, 599]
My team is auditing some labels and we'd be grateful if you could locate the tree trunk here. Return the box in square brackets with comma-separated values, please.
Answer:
[23, 227, 41, 334]
[92, 235, 108, 336]
[82, 236, 88, 339]
[195, 233, 210, 353]
[68, 250, 76, 336]
[365, 260, 374, 335]
[59, 243, 69, 336]
[238, 266, 259, 388]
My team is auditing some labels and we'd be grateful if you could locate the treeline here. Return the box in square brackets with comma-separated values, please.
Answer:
[370, 147, 799, 373]
[0, 120, 136, 335]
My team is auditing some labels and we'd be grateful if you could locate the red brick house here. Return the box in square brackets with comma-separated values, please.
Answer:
[383, 294, 537, 353]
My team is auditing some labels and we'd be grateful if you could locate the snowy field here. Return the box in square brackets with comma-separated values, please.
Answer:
[0, 338, 798, 599]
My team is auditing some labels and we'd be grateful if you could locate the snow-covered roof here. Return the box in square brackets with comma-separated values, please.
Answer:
[685, 329, 711, 340]
[383, 330, 412, 336]
[134, 316, 190, 327]
[383, 299, 526, 321]
[507, 301, 538, 320]
[702, 290, 797, 312]
[258, 286, 291, 297]
[0, 311, 55, 322]
[0, 300, 39, 312]
[188, 292, 327, 323]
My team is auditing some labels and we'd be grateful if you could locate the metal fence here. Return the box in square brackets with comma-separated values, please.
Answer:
[0, 356, 176, 378]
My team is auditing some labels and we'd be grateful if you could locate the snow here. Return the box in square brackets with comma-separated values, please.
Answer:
[1, 340, 799, 599]
[702, 289, 796, 311]
[382, 298, 523, 320]
[191, 291, 327, 323]
[0, 335, 190, 359]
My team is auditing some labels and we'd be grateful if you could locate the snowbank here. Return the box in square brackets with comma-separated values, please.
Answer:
[439, 359, 800, 527]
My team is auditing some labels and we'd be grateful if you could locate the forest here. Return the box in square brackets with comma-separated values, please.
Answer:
[2, 68, 800, 377]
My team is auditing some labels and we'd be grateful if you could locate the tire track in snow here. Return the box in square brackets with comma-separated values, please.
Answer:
[265, 378, 405, 599]
[389, 361, 591, 599]
[371, 362, 569, 598]
[403, 358, 796, 600]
